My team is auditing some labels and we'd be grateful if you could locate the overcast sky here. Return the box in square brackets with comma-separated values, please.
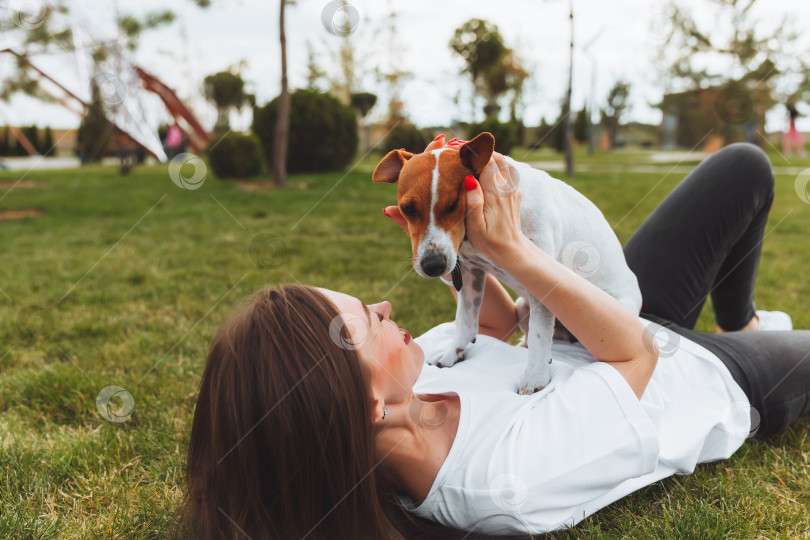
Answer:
[1, 0, 808, 133]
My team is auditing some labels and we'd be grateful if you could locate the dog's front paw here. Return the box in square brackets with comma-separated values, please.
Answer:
[429, 346, 466, 368]
[518, 361, 552, 395]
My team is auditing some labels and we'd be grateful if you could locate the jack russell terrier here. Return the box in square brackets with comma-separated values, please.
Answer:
[372, 132, 642, 394]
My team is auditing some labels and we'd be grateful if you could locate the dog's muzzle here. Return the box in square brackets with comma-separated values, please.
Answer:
[420, 253, 447, 277]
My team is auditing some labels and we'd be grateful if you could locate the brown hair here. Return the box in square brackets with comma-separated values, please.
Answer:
[180, 284, 468, 539]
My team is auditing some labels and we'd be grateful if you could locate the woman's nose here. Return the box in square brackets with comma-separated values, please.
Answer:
[379, 301, 392, 318]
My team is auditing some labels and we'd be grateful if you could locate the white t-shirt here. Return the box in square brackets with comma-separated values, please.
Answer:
[405, 318, 751, 535]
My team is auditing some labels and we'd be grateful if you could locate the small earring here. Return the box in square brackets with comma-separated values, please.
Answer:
[382, 406, 387, 420]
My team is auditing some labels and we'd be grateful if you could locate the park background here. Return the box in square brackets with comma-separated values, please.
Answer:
[1, 0, 809, 537]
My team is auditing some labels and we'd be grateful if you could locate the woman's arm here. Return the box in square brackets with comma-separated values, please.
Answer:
[464, 156, 658, 399]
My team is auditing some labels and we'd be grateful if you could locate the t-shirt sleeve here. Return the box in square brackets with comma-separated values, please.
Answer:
[505, 362, 660, 531]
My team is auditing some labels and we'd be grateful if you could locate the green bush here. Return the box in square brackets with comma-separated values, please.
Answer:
[207, 132, 264, 179]
[252, 89, 357, 173]
[76, 83, 112, 163]
[468, 117, 519, 154]
[382, 123, 428, 153]
[40, 126, 55, 156]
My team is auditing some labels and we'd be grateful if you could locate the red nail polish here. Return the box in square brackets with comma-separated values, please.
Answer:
[433, 134, 444, 142]
[447, 138, 458, 144]
[458, 140, 468, 144]
[464, 175, 477, 191]
[382, 208, 390, 217]
[399, 148, 406, 151]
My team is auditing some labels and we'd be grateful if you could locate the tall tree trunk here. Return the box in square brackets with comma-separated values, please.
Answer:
[272, 0, 289, 186]
[564, 1, 574, 178]
[215, 108, 230, 133]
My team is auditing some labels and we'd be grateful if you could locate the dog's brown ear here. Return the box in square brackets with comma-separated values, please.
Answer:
[372, 150, 414, 183]
[459, 132, 495, 174]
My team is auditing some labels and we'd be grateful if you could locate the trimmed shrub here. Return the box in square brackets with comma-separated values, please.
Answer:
[208, 132, 264, 179]
[41, 126, 55, 156]
[468, 118, 519, 154]
[252, 89, 358, 173]
[382, 123, 428, 154]
[76, 82, 112, 163]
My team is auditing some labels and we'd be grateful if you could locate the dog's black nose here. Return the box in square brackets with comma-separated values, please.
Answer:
[421, 254, 447, 277]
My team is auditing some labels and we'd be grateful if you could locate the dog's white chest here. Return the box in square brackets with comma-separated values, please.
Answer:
[459, 242, 530, 298]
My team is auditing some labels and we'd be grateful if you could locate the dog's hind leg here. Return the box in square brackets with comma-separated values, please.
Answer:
[519, 298, 555, 394]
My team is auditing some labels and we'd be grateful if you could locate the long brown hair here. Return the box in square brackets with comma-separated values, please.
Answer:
[181, 284, 469, 539]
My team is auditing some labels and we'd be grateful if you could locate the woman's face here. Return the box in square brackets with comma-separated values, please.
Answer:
[320, 289, 424, 404]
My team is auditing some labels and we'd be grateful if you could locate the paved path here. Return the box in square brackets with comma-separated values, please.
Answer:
[0, 156, 154, 171]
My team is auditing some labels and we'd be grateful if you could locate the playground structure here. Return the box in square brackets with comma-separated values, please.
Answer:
[0, 48, 209, 164]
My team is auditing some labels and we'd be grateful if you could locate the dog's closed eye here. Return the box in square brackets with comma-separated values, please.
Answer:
[400, 203, 418, 217]
[446, 198, 459, 213]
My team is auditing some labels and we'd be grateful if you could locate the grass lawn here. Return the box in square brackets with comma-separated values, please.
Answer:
[0, 147, 808, 538]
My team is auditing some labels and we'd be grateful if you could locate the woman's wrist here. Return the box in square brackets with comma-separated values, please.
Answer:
[488, 235, 538, 274]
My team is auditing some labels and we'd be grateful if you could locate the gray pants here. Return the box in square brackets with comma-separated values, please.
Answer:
[623, 143, 810, 437]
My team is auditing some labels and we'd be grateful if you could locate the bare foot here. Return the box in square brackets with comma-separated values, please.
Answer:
[716, 314, 760, 333]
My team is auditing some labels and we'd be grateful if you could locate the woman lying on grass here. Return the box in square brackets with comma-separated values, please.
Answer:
[182, 138, 810, 539]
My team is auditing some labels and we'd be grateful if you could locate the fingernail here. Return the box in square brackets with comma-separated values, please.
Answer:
[464, 175, 477, 191]
[399, 148, 406, 151]
[458, 140, 468, 144]
[433, 134, 444, 142]
[447, 138, 458, 144]
[382, 208, 390, 217]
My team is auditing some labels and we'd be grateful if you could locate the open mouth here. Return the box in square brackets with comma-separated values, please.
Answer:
[399, 328, 411, 344]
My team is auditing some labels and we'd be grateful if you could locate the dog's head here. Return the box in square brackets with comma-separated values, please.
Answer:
[372, 132, 495, 280]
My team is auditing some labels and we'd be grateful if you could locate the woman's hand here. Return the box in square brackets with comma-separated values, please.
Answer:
[463, 153, 526, 264]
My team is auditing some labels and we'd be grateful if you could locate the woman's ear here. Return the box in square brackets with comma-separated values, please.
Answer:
[371, 394, 386, 424]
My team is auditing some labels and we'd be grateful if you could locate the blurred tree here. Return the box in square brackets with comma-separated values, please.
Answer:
[533, 117, 554, 149]
[254, 89, 357, 173]
[503, 50, 530, 125]
[208, 132, 264, 179]
[383, 123, 426, 154]
[468, 117, 519, 154]
[656, 0, 810, 140]
[350, 92, 377, 119]
[272, 0, 290, 186]
[601, 81, 631, 150]
[351, 91, 377, 152]
[573, 106, 589, 143]
[117, 10, 175, 50]
[41, 126, 55, 156]
[324, 0, 368, 105]
[0, 0, 207, 163]
[375, 4, 410, 129]
[552, 103, 567, 153]
[449, 19, 508, 120]
[304, 41, 327, 90]
[558, 0, 574, 177]
[76, 82, 113, 163]
[203, 70, 255, 133]
[21, 126, 39, 155]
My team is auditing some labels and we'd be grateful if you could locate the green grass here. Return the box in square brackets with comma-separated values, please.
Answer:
[0, 148, 808, 538]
